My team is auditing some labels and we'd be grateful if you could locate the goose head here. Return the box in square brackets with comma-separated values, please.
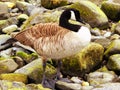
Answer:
[59, 8, 86, 31]
[59, 8, 91, 43]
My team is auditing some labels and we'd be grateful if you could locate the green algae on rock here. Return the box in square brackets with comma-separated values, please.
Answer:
[101, 1, 120, 21]
[69, 1, 108, 29]
[61, 43, 104, 77]
[0, 73, 28, 84]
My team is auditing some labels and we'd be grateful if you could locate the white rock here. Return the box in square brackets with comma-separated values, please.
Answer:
[2, 25, 18, 34]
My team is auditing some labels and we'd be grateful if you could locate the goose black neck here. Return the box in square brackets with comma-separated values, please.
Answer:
[59, 18, 81, 32]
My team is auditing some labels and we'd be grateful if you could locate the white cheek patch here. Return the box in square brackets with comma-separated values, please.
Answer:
[70, 11, 76, 20]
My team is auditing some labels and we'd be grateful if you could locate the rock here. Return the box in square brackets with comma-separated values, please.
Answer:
[0, 3, 9, 20]
[0, 73, 27, 83]
[16, 51, 38, 63]
[101, 1, 120, 21]
[113, 22, 120, 35]
[0, 34, 11, 50]
[104, 39, 120, 58]
[0, 59, 18, 74]
[107, 54, 120, 71]
[2, 24, 18, 34]
[61, 43, 104, 77]
[17, 14, 29, 22]
[30, 10, 62, 25]
[110, 34, 120, 40]
[26, 84, 52, 90]
[14, 58, 56, 83]
[87, 71, 116, 86]
[16, 1, 31, 12]
[0, 20, 8, 30]
[69, 1, 108, 29]
[55, 81, 81, 90]
[4, 2, 15, 8]
[93, 83, 120, 90]
[70, 77, 82, 84]
[41, 0, 68, 9]
[0, 80, 27, 90]
[94, 38, 111, 49]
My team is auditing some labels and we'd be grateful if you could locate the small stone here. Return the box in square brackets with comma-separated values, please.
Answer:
[87, 71, 116, 86]
[107, 54, 120, 71]
[81, 81, 89, 86]
[4, 2, 15, 8]
[0, 73, 28, 84]
[56, 81, 82, 90]
[2, 25, 18, 34]
[0, 34, 11, 50]
[0, 59, 18, 74]
[17, 14, 29, 22]
[71, 77, 82, 84]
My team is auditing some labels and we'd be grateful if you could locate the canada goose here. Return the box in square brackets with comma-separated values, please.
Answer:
[1, 8, 91, 87]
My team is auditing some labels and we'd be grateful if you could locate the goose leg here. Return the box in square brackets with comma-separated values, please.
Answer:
[56, 60, 62, 80]
[41, 57, 47, 86]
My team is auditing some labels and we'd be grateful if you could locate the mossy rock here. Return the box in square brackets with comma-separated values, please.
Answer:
[104, 39, 120, 58]
[41, 0, 68, 9]
[0, 73, 28, 84]
[69, 1, 108, 29]
[61, 43, 104, 77]
[15, 58, 56, 83]
[101, 1, 120, 21]
[107, 54, 120, 71]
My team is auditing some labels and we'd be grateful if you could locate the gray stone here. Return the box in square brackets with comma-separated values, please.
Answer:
[93, 83, 120, 90]
[87, 71, 116, 86]
[56, 81, 82, 90]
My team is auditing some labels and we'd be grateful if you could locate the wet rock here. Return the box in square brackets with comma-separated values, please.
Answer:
[14, 58, 56, 83]
[93, 83, 120, 90]
[0, 34, 11, 50]
[26, 84, 52, 90]
[0, 3, 9, 20]
[0, 73, 27, 83]
[104, 39, 120, 58]
[101, 1, 120, 21]
[41, 0, 68, 9]
[107, 54, 120, 71]
[55, 81, 81, 90]
[0, 80, 27, 90]
[71, 77, 82, 84]
[0, 58, 18, 74]
[2, 24, 18, 34]
[62, 43, 104, 77]
[87, 71, 116, 86]
[69, 1, 108, 29]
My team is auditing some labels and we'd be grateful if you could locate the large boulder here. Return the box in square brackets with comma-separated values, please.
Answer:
[69, 1, 108, 29]
[61, 43, 104, 77]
